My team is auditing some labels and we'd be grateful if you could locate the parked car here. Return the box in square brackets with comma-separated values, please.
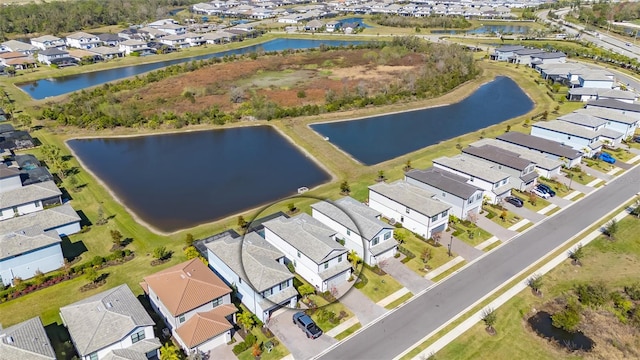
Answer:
[633, 136, 640, 143]
[293, 312, 323, 339]
[505, 196, 524, 207]
[531, 188, 551, 199]
[536, 184, 556, 197]
[598, 152, 616, 164]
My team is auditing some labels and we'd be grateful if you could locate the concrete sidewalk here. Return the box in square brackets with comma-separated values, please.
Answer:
[381, 257, 433, 294]
[377, 287, 411, 307]
[325, 316, 360, 338]
[476, 216, 517, 241]
[425, 256, 464, 280]
[449, 235, 484, 261]
[475, 236, 500, 250]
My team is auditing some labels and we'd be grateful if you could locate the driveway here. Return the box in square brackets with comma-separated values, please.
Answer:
[380, 257, 433, 294]
[269, 308, 337, 360]
[339, 287, 386, 326]
[475, 215, 517, 241]
[503, 201, 546, 222]
[207, 333, 242, 360]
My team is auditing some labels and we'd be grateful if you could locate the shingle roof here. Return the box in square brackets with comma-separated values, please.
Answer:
[532, 120, 599, 139]
[102, 338, 161, 360]
[432, 156, 510, 183]
[532, 52, 566, 59]
[203, 232, 292, 292]
[597, 89, 638, 100]
[311, 197, 390, 241]
[59, 284, 155, 356]
[405, 168, 480, 199]
[495, 45, 524, 52]
[557, 112, 608, 128]
[369, 181, 450, 217]
[0, 228, 60, 260]
[469, 138, 562, 172]
[575, 108, 638, 125]
[512, 48, 546, 56]
[140, 259, 231, 316]
[66, 32, 98, 40]
[598, 127, 624, 139]
[462, 144, 533, 171]
[0, 317, 55, 360]
[0, 180, 61, 209]
[0, 163, 20, 180]
[1, 203, 80, 234]
[174, 304, 236, 348]
[31, 35, 62, 43]
[263, 213, 346, 264]
[1, 40, 37, 52]
[496, 131, 582, 159]
[586, 99, 640, 113]
[578, 72, 612, 81]
[38, 48, 68, 56]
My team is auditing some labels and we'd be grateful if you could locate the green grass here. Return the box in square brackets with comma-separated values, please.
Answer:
[511, 190, 551, 212]
[605, 147, 636, 163]
[431, 261, 467, 283]
[582, 157, 617, 173]
[484, 204, 522, 229]
[334, 322, 362, 341]
[237, 326, 290, 360]
[543, 206, 560, 217]
[571, 193, 585, 201]
[516, 221, 534, 232]
[384, 292, 414, 310]
[307, 294, 355, 332]
[482, 241, 502, 252]
[561, 168, 596, 186]
[356, 266, 403, 303]
[395, 228, 455, 275]
[537, 177, 573, 198]
[449, 221, 492, 247]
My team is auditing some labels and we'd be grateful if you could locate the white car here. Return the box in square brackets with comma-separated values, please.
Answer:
[531, 188, 550, 199]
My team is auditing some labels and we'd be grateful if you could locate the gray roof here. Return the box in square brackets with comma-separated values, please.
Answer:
[97, 33, 122, 42]
[1, 203, 80, 234]
[0, 180, 61, 209]
[102, 338, 161, 360]
[311, 197, 390, 241]
[263, 213, 346, 264]
[31, 35, 62, 43]
[59, 284, 155, 356]
[0, 228, 60, 260]
[38, 48, 68, 56]
[495, 45, 524, 53]
[204, 232, 293, 292]
[469, 138, 562, 172]
[0, 164, 20, 180]
[532, 120, 600, 140]
[462, 144, 533, 171]
[597, 89, 638, 100]
[496, 132, 582, 159]
[1, 40, 37, 52]
[405, 168, 480, 199]
[557, 112, 608, 128]
[258, 286, 298, 310]
[598, 127, 624, 139]
[512, 48, 546, 56]
[66, 32, 98, 40]
[537, 63, 584, 76]
[586, 99, 640, 113]
[432, 155, 510, 183]
[574, 108, 638, 125]
[532, 52, 566, 59]
[318, 259, 352, 281]
[370, 237, 398, 257]
[568, 87, 599, 96]
[0, 317, 55, 360]
[369, 181, 450, 218]
[579, 72, 613, 81]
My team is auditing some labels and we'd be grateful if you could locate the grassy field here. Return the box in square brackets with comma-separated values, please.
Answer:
[356, 266, 403, 303]
[511, 189, 551, 212]
[435, 215, 640, 360]
[334, 322, 362, 340]
[431, 261, 467, 283]
[537, 177, 573, 198]
[449, 221, 492, 247]
[561, 168, 596, 186]
[396, 228, 457, 275]
[307, 294, 355, 333]
[484, 204, 522, 229]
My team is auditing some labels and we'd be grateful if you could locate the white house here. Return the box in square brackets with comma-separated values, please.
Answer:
[557, 113, 625, 147]
[311, 197, 396, 266]
[141, 259, 236, 354]
[0, 40, 38, 55]
[118, 39, 152, 55]
[155, 23, 187, 35]
[1, 203, 81, 237]
[0, 164, 23, 193]
[578, 72, 614, 89]
[530, 52, 566, 67]
[574, 108, 639, 139]
[0, 180, 61, 221]
[0, 317, 56, 360]
[263, 214, 351, 292]
[203, 231, 297, 323]
[36, 48, 71, 66]
[30, 35, 66, 51]
[530, 120, 614, 157]
[368, 181, 451, 239]
[65, 32, 102, 49]
[432, 156, 512, 204]
[461, 144, 538, 191]
[496, 131, 583, 168]
[490, 45, 524, 61]
[405, 168, 483, 220]
[508, 48, 545, 66]
[59, 284, 161, 360]
[596, 89, 638, 104]
[0, 229, 64, 286]
[586, 99, 640, 122]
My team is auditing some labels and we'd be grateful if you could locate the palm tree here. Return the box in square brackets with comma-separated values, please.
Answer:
[159, 343, 181, 360]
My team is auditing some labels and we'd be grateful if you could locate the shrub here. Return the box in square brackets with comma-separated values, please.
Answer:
[245, 333, 257, 347]
[286, 262, 295, 273]
[232, 342, 249, 355]
[90, 256, 105, 267]
[625, 283, 640, 301]
[575, 282, 609, 308]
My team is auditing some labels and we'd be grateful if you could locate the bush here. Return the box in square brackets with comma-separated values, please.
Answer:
[354, 272, 368, 289]
[575, 282, 609, 308]
[90, 256, 105, 267]
[286, 262, 295, 273]
[232, 342, 249, 355]
[625, 283, 640, 301]
[245, 333, 257, 347]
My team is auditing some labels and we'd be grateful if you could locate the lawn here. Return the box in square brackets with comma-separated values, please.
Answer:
[434, 216, 640, 360]
[306, 294, 355, 333]
[483, 204, 522, 229]
[395, 228, 456, 275]
[334, 322, 362, 341]
[604, 147, 637, 163]
[482, 240, 502, 252]
[237, 325, 290, 360]
[560, 168, 596, 186]
[511, 190, 551, 212]
[355, 266, 403, 303]
[384, 292, 414, 310]
[537, 177, 573, 198]
[449, 220, 492, 247]
[431, 261, 467, 283]
[582, 157, 617, 173]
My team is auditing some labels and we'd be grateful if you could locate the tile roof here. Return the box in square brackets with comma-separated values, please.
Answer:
[263, 213, 346, 264]
[586, 99, 640, 113]
[462, 144, 533, 171]
[575, 108, 638, 125]
[432, 155, 510, 183]
[0, 180, 61, 209]
[369, 181, 450, 217]
[496, 131, 582, 159]
[175, 304, 236, 348]
[203, 232, 292, 292]
[405, 168, 481, 199]
[141, 259, 230, 316]
[0, 317, 55, 360]
[311, 197, 390, 241]
[59, 284, 155, 356]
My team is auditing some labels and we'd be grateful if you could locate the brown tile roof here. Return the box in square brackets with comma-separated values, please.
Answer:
[140, 259, 231, 316]
[175, 304, 236, 348]
[0, 51, 27, 59]
[5, 58, 35, 65]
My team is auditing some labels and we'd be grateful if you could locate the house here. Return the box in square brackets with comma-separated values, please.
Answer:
[36, 48, 74, 66]
[0, 52, 36, 70]
[60, 284, 161, 360]
[490, 45, 525, 61]
[574, 108, 639, 139]
[202, 231, 297, 323]
[530, 120, 614, 156]
[368, 181, 451, 239]
[0, 180, 62, 220]
[138, 27, 169, 41]
[325, 20, 341, 32]
[311, 197, 396, 266]
[88, 46, 124, 60]
[155, 23, 187, 36]
[263, 213, 351, 292]
[556, 113, 625, 146]
[118, 28, 145, 41]
[537, 62, 584, 83]
[596, 89, 638, 104]
[432, 156, 512, 204]
[1, 203, 81, 237]
[30, 35, 66, 51]
[0, 40, 38, 55]
[160, 35, 189, 49]
[405, 168, 483, 220]
[0, 317, 55, 360]
[469, 138, 563, 179]
[118, 40, 153, 56]
[68, 49, 101, 64]
[0, 229, 64, 286]
[305, 19, 324, 32]
[566, 69, 614, 87]
[577, 72, 614, 89]
[530, 52, 566, 67]
[0, 164, 22, 193]
[586, 99, 640, 121]
[496, 131, 583, 168]
[185, 33, 205, 47]
[97, 33, 123, 47]
[567, 87, 602, 102]
[65, 32, 102, 49]
[462, 144, 538, 191]
[140, 259, 236, 354]
[508, 48, 545, 66]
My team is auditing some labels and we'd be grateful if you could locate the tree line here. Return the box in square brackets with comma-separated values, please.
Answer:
[371, 14, 471, 29]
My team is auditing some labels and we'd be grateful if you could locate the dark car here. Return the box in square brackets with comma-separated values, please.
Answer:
[536, 183, 556, 197]
[293, 312, 323, 339]
[505, 196, 524, 207]
[633, 136, 640, 143]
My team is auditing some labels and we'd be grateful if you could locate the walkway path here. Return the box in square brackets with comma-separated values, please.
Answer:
[425, 256, 464, 280]
[381, 258, 433, 294]
[377, 287, 411, 307]
[476, 215, 517, 241]
[448, 235, 484, 261]
[339, 287, 386, 326]
[325, 316, 360, 338]
[475, 236, 500, 250]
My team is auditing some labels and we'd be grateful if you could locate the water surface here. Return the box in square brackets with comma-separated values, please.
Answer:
[528, 311, 594, 351]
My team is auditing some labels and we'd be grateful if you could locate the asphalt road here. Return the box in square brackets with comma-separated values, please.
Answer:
[317, 165, 640, 360]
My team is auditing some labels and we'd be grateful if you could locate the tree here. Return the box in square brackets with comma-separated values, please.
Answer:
[528, 274, 543, 295]
[631, 199, 640, 218]
[528, 192, 537, 206]
[432, 231, 442, 246]
[251, 343, 262, 358]
[404, 159, 412, 171]
[604, 219, 618, 240]
[298, 284, 315, 298]
[96, 204, 108, 225]
[340, 180, 350, 194]
[394, 230, 406, 244]
[569, 244, 584, 265]
[184, 233, 194, 247]
[421, 247, 432, 264]
[159, 343, 181, 360]
[552, 296, 582, 332]
[110, 229, 123, 247]
[153, 246, 172, 261]
[500, 210, 508, 222]
[85, 266, 101, 283]
[377, 170, 385, 181]
[68, 174, 79, 192]
[287, 202, 297, 213]
[237, 215, 248, 229]
[347, 250, 362, 269]
[237, 311, 256, 331]
[481, 307, 497, 333]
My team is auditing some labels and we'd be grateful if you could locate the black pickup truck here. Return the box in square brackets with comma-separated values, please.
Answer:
[293, 312, 323, 339]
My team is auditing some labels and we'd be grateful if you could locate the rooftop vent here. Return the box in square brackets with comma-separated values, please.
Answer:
[186, 272, 192, 277]
[106, 302, 113, 308]
[6, 336, 13, 344]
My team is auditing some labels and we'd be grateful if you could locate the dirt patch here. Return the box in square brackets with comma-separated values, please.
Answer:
[329, 65, 415, 81]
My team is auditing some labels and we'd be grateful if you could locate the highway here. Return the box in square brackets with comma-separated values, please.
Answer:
[317, 165, 640, 359]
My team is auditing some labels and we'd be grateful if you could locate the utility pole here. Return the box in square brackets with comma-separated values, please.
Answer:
[448, 234, 453, 257]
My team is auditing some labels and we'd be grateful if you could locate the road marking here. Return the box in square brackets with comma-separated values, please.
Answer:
[376, 287, 411, 307]
[424, 257, 464, 280]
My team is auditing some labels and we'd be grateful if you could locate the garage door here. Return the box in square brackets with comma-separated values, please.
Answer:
[430, 223, 446, 237]
[325, 272, 347, 291]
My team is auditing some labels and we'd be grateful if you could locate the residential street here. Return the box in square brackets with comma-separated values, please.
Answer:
[316, 165, 640, 360]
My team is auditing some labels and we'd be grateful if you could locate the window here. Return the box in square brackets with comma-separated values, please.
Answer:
[324, 262, 329, 269]
[212, 297, 223, 307]
[346, 229, 351, 236]
[440, 210, 448, 218]
[442, 192, 446, 197]
[400, 216, 404, 223]
[179, 314, 185, 323]
[338, 255, 343, 263]
[372, 237, 379, 246]
[567, 136, 571, 140]
[297, 251, 301, 258]
[89, 353, 98, 360]
[384, 232, 391, 240]
[470, 176, 475, 181]
[131, 329, 145, 344]
[280, 280, 289, 290]
[406, 207, 411, 214]
[263, 288, 273, 297]
[476, 193, 482, 201]
[468, 198, 473, 204]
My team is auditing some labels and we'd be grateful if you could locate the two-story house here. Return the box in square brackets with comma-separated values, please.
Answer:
[311, 197, 396, 266]
[508, 48, 545, 66]
[0, 180, 61, 220]
[140, 259, 236, 354]
[0, 317, 55, 359]
[368, 181, 451, 239]
[531, 120, 620, 156]
[203, 231, 297, 322]
[118, 40, 153, 56]
[263, 213, 351, 292]
[0, 229, 64, 286]
[30, 35, 66, 51]
[557, 112, 626, 146]
[574, 108, 638, 139]
[36, 48, 73, 66]
[496, 131, 583, 168]
[0, 40, 38, 55]
[432, 156, 512, 204]
[405, 168, 483, 220]
[462, 144, 538, 191]
[65, 32, 102, 49]
[59, 284, 161, 360]
[586, 99, 640, 122]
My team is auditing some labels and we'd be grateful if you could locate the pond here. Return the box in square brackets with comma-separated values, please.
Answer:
[528, 311, 594, 351]
[310, 76, 533, 165]
[18, 38, 366, 100]
[67, 126, 330, 233]
[431, 25, 530, 35]
[339, 17, 373, 28]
